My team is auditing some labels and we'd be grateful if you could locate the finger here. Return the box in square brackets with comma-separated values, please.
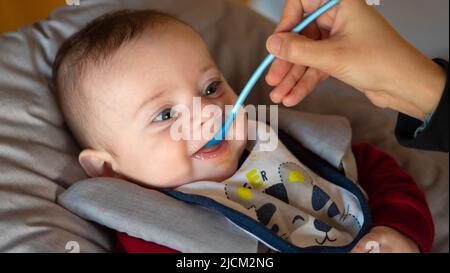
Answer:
[275, 0, 338, 33]
[267, 33, 337, 73]
[276, 0, 332, 33]
[270, 64, 306, 104]
[302, 0, 338, 30]
[282, 67, 325, 107]
[274, 0, 304, 33]
[267, 21, 322, 88]
[301, 0, 327, 14]
[267, 15, 322, 87]
[266, 59, 293, 87]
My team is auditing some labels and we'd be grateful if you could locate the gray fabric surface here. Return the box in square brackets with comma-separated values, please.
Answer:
[0, 0, 448, 252]
[278, 109, 353, 171]
[58, 178, 259, 253]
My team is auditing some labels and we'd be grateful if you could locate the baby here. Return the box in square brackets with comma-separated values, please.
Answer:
[53, 10, 433, 253]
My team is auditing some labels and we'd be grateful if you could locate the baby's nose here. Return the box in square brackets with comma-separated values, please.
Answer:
[199, 101, 224, 126]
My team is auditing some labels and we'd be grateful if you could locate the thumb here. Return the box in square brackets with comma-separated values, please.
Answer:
[266, 33, 337, 73]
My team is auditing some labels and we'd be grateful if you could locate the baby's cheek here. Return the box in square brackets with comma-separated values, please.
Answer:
[137, 150, 194, 187]
[224, 87, 238, 105]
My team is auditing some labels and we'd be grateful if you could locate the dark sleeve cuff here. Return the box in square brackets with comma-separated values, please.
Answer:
[395, 58, 449, 152]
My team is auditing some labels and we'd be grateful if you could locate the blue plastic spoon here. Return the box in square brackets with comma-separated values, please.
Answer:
[204, 0, 340, 148]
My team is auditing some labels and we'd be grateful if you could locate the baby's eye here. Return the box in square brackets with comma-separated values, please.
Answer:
[153, 108, 177, 122]
[202, 81, 223, 98]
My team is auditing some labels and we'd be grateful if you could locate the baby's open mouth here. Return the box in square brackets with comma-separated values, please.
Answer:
[192, 140, 229, 160]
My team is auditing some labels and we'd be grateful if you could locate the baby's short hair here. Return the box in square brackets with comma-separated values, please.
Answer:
[52, 10, 183, 148]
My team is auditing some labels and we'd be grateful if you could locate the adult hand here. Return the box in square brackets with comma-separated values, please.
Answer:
[266, 0, 446, 121]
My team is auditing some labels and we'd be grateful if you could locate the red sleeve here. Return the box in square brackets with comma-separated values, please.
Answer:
[116, 232, 180, 253]
[352, 144, 435, 252]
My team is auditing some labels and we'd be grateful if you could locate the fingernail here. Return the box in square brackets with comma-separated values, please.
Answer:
[270, 91, 280, 104]
[267, 35, 282, 55]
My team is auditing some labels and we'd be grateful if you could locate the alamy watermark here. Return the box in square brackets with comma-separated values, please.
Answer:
[65, 0, 80, 6]
[366, 0, 381, 6]
[65, 241, 80, 253]
[365, 241, 381, 253]
[168, 97, 279, 152]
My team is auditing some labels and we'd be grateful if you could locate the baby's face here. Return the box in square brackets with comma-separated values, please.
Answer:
[81, 22, 247, 188]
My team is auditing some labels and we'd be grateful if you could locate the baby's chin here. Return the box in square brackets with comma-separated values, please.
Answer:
[190, 168, 237, 185]
[201, 161, 239, 182]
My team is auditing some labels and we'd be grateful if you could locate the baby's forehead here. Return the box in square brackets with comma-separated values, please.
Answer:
[81, 23, 217, 109]
[110, 22, 209, 64]
[143, 21, 208, 52]
[108, 23, 213, 73]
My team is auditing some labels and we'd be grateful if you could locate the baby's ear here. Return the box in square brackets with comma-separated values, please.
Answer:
[78, 149, 118, 178]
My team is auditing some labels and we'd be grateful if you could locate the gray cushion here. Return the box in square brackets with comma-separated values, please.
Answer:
[58, 177, 260, 253]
